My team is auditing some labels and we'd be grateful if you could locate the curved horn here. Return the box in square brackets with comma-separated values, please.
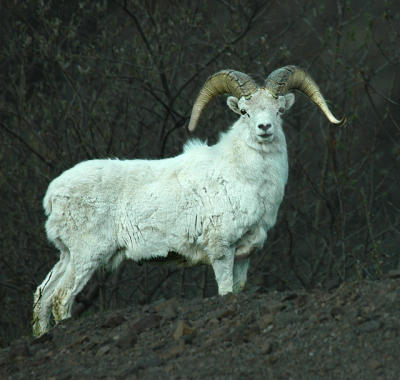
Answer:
[264, 65, 345, 125]
[188, 70, 258, 132]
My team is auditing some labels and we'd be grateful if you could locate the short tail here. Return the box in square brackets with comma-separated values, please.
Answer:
[43, 190, 52, 216]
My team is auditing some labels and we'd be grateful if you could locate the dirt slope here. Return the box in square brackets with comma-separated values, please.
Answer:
[1, 276, 400, 379]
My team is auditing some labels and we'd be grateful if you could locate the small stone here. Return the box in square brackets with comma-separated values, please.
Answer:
[359, 320, 382, 333]
[369, 359, 383, 370]
[274, 311, 300, 326]
[296, 295, 308, 308]
[152, 339, 166, 351]
[258, 313, 274, 330]
[260, 341, 273, 355]
[101, 314, 126, 328]
[163, 305, 178, 320]
[384, 329, 395, 339]
[207, 318, 219, 327]
[161, 340, 185, 360]
[165, 363, 176, 373]
[69, 335, 89, 349]
[224, 323, 259, 344]
[96, 344, 111, 357]
[330, 307, 344, 320]
[225, 325, 246, 344]
[229, 318, 242, 328]
[268, 355, 278, 365]
[191, 318, 206, 328]
[115, 329, 138, 350]
[386, 270, 400, 279]
[261, 303, 285, 315]
[130, 314, 161, 335]
[136, 354, 163, 369]
[324, 279, 341, 291]
[227, 294, 238, 303]
[153, 298, 179, 320]
[211, 325, 230, 341]
[281, 293, 297, 302]
[215, 307, 236, 320]
[173, 320, 197, 342]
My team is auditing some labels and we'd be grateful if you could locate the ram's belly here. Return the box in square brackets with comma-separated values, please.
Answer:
[117, 208, 211, 264]
[137, 251, 211, 267]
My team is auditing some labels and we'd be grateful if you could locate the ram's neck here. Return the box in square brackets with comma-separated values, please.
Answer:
[215, 120, 288, 182]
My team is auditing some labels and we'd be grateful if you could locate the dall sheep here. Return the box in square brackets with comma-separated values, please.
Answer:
[33, 65, 344, 336]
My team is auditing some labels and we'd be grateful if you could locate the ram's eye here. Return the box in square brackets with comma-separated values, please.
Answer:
[278, 107, 285, 114]
[240, 109, 247, 115]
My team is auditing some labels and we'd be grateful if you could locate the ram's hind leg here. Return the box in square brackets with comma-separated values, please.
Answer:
[33, 241, 70, 336]
[51, 245, 108, 325]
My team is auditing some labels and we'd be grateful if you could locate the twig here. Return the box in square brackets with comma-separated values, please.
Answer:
[0, 121, 54, 168]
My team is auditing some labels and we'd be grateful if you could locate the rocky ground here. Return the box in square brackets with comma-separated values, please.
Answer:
[1, 274, 400, 380]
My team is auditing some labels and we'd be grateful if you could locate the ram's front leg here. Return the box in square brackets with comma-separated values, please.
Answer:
[210, 249, 235, 295]
[233, 257, 250, 293]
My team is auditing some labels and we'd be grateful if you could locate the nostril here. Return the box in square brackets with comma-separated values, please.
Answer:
[258, 123, 271, 131]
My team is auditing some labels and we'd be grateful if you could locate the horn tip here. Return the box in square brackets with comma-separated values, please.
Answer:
[187, 120, 196, 132]
[332, 116, 347, 127]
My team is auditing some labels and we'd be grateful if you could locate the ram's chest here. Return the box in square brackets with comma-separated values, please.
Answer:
[206, 177, 284, 238]
[232, 167, 287, 236]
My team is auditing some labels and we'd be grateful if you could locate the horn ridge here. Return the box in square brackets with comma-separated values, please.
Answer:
[188, 70, 258, 132]
[265, 65, 345, 125]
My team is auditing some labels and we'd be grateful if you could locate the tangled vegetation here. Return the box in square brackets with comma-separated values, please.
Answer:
[0, 0, 399, 343]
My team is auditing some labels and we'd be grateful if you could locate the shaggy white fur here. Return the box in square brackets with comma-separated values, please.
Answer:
[33, 89, 294, 336]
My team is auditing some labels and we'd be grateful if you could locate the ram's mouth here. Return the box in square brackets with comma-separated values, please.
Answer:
[258, 133, 272, 139]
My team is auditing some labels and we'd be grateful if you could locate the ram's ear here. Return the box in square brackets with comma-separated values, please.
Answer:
[227, 96, 241, 115]
[284, 93, 295, 111]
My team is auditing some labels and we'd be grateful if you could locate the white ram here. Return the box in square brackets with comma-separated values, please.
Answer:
[33, 65, 344, 336]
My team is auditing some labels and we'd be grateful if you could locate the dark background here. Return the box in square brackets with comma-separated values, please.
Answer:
[0, 0, 399, 344]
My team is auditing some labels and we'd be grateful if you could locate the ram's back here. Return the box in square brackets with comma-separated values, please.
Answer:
[44, 159, 163, 213]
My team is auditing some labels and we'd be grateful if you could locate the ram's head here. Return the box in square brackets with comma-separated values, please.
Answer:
[188, 66, 345, 141]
